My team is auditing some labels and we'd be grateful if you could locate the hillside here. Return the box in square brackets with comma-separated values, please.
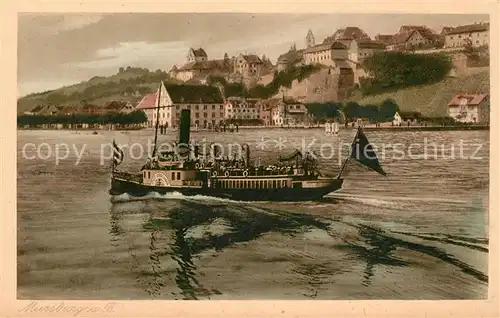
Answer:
[273, 68, 341, 103]
[353, 70, 490, 117]
[17, 67, 182, 114]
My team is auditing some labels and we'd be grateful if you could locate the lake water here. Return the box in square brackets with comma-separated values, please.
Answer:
[17, 128, 489, 299]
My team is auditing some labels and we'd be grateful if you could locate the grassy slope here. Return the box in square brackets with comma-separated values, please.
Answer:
[18, 69, 183, 114]
[354, 70, 490, 117]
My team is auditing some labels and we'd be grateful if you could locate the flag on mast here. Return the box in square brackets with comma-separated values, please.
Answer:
[112, 139, 124, 167]
[350, 128, 386, 176]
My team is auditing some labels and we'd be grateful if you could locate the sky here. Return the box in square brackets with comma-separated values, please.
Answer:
[18, 13, 489, 97]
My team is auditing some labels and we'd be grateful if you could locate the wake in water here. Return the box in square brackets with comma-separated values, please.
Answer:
[110, 191, 341, 206]
[327, 192, 470, 205]
[110, 191, 259, 205]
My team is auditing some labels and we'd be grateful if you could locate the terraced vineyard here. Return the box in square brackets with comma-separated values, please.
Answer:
[354, 70, 490, 117]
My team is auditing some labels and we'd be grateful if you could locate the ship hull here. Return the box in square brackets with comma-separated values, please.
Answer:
[109, 177, 343, 202]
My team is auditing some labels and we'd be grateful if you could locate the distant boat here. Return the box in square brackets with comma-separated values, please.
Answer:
[108, 82, 387, 202]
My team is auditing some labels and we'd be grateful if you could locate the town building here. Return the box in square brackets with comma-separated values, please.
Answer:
[392, 112, 403, 126]
[304, 37, 385, 66]
[354, 40, 387, 64]
[57, 105, 79, 116]
[443, 22, 489, 48]
[277, 45, 305, 72]
[136, 82, 226, 129]
[77, 104, 108, 116]
[447, 93, 489, 124]
[440, 27, 453, 35]
[324, 27, 371, 42]
[375, 34, 394, 45]
[302, 37, 382, 86]
[268, 97, 309, 126]
[304, 41, 350, 66]
[104, 101, 135, 114]
[23, 105, 46, 115]
[187, 48, 208, 63]
[24, 105, 62, 116]
[135, 93, 158, 128]
[170, 48, 272, 85]
[386, 27, 438, 51]
[233, 53, 264, 78]
[224, 96, 259, 120]
[170, 55, 233, 82]
[257, 98, 281, 126]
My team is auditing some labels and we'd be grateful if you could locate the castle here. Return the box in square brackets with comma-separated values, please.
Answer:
[277, 27, 385, 86]
[168, 48, 274, 86]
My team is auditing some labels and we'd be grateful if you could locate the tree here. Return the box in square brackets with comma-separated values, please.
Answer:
[360, 104, 379, 121]
[378, 99, 399, 121]
[361, 51, 452, 95]
[342, 102, 361, 121]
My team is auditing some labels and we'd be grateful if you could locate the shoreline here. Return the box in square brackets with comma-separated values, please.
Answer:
[17, 125, 490, 132]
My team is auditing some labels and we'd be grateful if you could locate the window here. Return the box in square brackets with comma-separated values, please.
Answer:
[212, 113, 215, 118]
[204, 112, 208, 118]
[212, 105, 215, 110]
[220, 112, 224, 117]
[177, 172, 181, 180]
[195, 105, 199, 110]
[220, 105, 224, 110]
[148, 171, 151, 178]
[195, 112, 199, 118]
[172, 172, 176, 180]
[204, 105, 207, 110]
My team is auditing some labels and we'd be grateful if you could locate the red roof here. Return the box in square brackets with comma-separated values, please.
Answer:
[136, 93, 158, 109]
[448, 94, 488, 106]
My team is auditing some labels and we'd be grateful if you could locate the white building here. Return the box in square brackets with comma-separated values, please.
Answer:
[270, 98, 309, 126]
[447, 93, 489, 124]
[393, 112, 403, 126]
[136, 82, 226, 129]
[224, 97, 259, 120]
[444, 22, 489, 48]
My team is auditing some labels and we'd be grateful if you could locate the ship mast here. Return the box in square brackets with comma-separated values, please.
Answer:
[152, 81, 163, 158]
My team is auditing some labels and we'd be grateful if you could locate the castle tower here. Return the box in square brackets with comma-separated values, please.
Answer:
[306, 29, 316, 47]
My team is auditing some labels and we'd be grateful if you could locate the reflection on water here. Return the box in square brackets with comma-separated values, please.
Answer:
[109, 199, 341, 299]
[335, 224, 409, 287]
[18, 129, 489, 299]
[108, 196, 488, 299]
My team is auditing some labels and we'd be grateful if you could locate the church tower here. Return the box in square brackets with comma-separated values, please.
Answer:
[306, 29, 316, 47]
